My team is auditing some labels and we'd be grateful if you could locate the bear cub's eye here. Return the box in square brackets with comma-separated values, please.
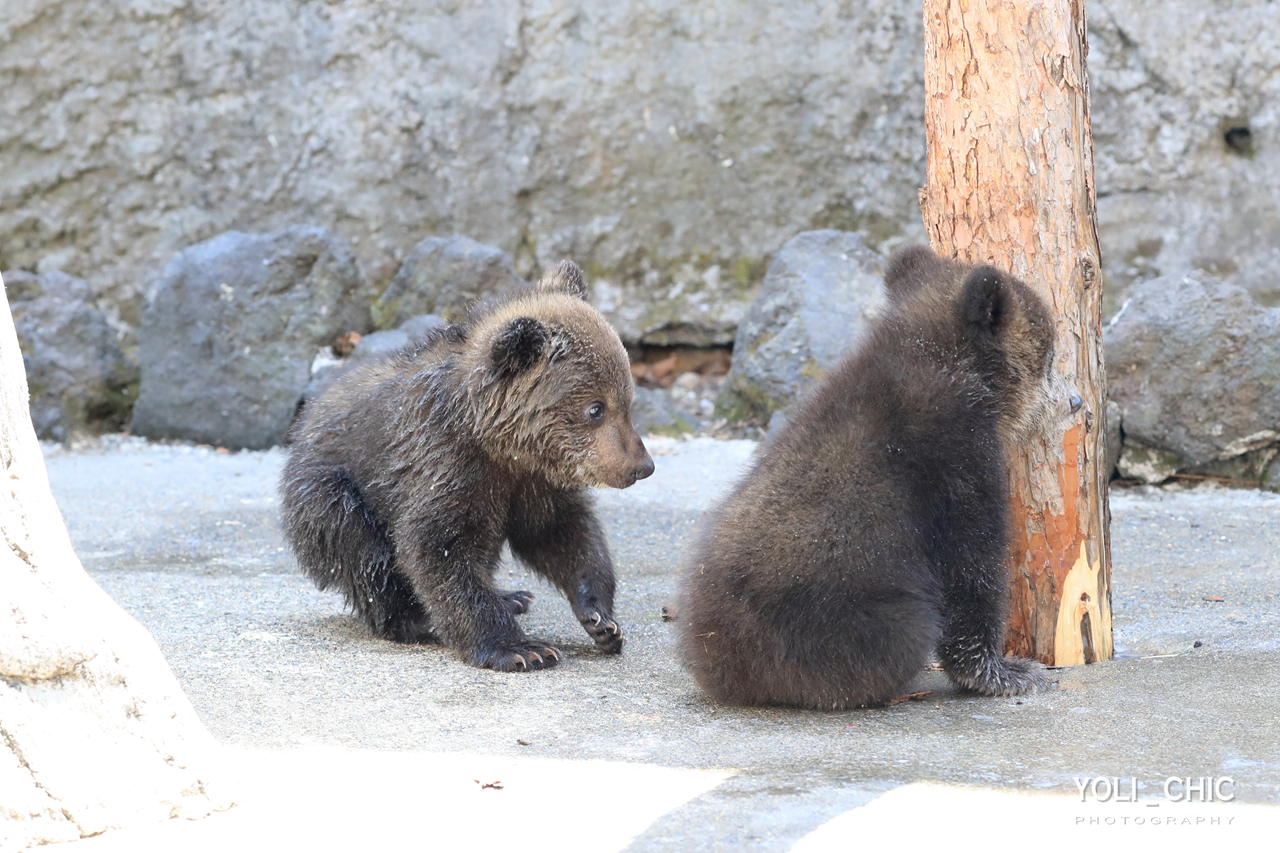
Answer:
[587, 401, 606, 422]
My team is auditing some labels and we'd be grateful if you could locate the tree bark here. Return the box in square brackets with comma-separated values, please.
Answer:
[919, 0, 1112, 665]
[0, 273, 229, 847]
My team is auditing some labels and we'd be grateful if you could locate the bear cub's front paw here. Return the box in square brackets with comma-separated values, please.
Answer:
[993, 656, 1051, 696]
[471, 641, 563, 672]
[951, 655, 1050, 697]
[579, 612, 624, 654]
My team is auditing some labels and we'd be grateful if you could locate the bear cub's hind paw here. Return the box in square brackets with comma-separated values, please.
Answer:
[579, 612, 624, 654]
[471, 641, 563, 672]
[950, 656, 1050, 697]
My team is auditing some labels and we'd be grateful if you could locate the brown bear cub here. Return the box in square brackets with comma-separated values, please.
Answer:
[676, 247, 1081, 709]
[281, 261, 654, 672]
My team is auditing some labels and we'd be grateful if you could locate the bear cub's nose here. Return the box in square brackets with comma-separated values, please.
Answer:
[634, 456, 656, 482]
[1069, 393, 1083, 415]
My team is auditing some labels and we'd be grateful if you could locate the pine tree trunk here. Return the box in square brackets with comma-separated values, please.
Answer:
[918, 0, 1113, 665]
[0, 273, 229, 847]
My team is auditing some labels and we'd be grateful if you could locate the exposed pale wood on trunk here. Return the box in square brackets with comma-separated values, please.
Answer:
[919, 0, 1112, 665]
[0, 273, 229, 848]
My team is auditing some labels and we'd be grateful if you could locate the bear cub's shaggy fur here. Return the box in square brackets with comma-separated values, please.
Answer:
[676, 247, 1080, 709]
[281, 261, 654, 672]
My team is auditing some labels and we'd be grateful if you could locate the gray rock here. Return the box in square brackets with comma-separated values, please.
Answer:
[631, 386, 692, 437]
[131, 226, 373, 450]
[307, 313, 447, 401]
[398, 314, 447, 342]
[302, 314, 447, 403]
[349, 330, 410, 362]
[1117, 442, 1183, 485]
[717, 231, 887, 421]
[762, 408, 792, 449]
[1185, 447, 1280, 486]
[590, 257, 763, 348]
[303, 347, 347, 404]
[374, 236, 525, 329]
[1105, 273, 1280, 468]
[5, 269, 138, 441]
[1105, 399, 1123, 480]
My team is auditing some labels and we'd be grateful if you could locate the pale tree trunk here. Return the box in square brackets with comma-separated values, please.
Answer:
[0, 273, 229, 847]
[919, 0, 1112, 665]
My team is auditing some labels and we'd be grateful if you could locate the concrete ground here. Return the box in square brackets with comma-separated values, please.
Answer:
[43, 435, 1280, 850]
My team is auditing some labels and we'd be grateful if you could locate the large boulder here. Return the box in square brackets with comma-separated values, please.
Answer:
[131, 227, 373, 449]
[303, 313, 447, 402]
[590, 258, 763, 348]
[717, 231, 887, 421]
[373, 236, 526, 329]
[630, 385, 693, 438]
[1105, 273, 1280, 469]
[5, 270, 137, 441]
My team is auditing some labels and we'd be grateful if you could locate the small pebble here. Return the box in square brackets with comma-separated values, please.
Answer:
[674, 371, 701, 391]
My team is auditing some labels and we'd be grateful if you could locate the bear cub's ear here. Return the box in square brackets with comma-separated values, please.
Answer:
[536, 260, 589, 301]
[959, 266, 1014, 339]
[492, 316, 549, 376]
[883, 245, 947, 303]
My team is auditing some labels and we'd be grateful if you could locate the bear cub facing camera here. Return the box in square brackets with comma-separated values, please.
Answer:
[676, 247, 1081, 709]
[280, 261, 654, 672]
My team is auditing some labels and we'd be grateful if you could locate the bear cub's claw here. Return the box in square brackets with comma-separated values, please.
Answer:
[472, 642, 563, 672]
[579, 612, 624, 654]
[502, 590, 536, 615]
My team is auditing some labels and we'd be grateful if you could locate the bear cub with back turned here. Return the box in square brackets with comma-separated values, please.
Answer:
[281, 261, 654, 672]
[676, 247, 1081, 709]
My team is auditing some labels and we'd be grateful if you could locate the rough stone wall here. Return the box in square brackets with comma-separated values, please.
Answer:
[1, 1, 1276, 345]
[0, 0, 926, 347]
[1090, 1, 1280, 314]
